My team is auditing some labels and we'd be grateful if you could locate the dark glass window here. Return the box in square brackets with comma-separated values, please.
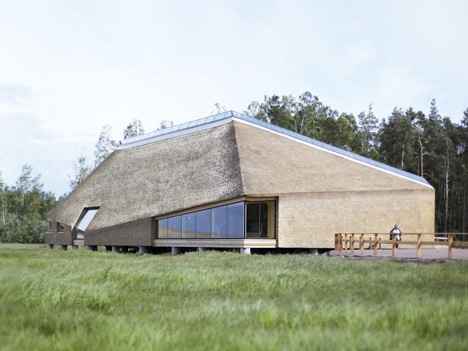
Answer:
[212, 206, 227, 238]
[158, 218, 168, 238]
[167, 216, 182, 238]
[156, 200, 274, 239]
[246, 203, 269, 238]
[182, 213, 196, 238]
[227, 202, 244, 238]
[196, 209, 211, 238]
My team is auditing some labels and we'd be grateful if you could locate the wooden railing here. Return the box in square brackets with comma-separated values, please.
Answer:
[334, 233, 468, 259]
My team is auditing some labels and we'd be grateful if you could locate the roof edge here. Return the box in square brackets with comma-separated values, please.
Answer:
[118, 111, 237, 150]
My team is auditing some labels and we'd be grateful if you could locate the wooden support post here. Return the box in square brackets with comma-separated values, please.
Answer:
[417, 233, 422, 258]
[448, 234, 454, 259]
[350, 234, 355, 254]
[373, 234, 378, 256]
[360, 234, 364, 255]
[391, 234, 396, 257]
[344, 234, 348, 252]
[335, 234, 340, 251]
[378, 237, 382, 250]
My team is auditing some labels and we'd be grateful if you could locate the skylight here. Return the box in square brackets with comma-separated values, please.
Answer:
[76, 208, 99, 232]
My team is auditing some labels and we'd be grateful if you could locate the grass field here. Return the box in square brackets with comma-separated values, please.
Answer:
[0, 244, 467, 351]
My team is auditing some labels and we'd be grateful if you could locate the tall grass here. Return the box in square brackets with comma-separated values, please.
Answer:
[0, 244, 467, 351]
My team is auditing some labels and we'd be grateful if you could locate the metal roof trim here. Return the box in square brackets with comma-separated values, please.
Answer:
[117, 111, 235, 150]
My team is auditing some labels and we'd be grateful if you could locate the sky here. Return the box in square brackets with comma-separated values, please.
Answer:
[1, 0, 467, 196]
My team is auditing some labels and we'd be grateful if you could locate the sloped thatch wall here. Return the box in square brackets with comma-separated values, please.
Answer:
[48, 123, 243, 241]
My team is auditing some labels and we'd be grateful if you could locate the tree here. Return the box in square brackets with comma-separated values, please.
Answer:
[94, 125, 118, 167]
[123, 119, 145, 140]
[295, 92, 330, 138]
[0, 166, 57, 243]
[460, 108, 468, 158]
[379, 108, 418, 173]
[247, 94, 296, 129]
[459, 108, 468, 232]
[335, 113, 359, 152]
[0, 171, 5, 226]
[16, 165, 42, 195]
[15, 165, 43, 214]
[244, 101, 264, 120]
[213, 103, 226, 114]
[69, 151, 92, 190]
[158, 119, 174, 130]
[357, 104, 379, 159]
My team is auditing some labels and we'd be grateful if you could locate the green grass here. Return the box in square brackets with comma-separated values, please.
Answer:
[0, 244, 467, 351]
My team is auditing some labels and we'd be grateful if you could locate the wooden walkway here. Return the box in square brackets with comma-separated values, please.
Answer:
[333, 233, 468, 261]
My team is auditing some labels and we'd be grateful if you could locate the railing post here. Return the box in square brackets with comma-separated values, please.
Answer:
[417, 233, 422, 258]
[448, 234, 454, 259]
[344, 234, 348, 252]
[373, 233, 378, 256]
[350, 234, 355, 254]
[360, 234, 364, 255]
[392, 234, 396, 257]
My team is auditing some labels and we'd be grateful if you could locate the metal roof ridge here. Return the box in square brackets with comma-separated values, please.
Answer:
[117, 111, 235, 150]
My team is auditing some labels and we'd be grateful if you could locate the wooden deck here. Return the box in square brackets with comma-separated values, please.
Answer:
[334, 233, 468, 260]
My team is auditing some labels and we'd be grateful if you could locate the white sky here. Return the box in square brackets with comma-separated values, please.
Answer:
[1, 0, 467, 196]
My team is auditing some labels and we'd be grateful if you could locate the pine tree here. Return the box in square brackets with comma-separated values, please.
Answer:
[357, 104, 379, 159]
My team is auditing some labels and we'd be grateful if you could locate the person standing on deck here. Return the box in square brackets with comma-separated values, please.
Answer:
[390, 224, 402, 248]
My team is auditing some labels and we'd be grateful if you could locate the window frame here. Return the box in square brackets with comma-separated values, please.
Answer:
[155, 199, 276, 240]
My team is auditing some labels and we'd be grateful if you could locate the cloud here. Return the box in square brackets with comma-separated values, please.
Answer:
[373, 66, 431, 118]
[0, 84, 33, 106]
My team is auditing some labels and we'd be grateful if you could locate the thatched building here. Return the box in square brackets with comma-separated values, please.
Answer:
[45, 111, 434, 253]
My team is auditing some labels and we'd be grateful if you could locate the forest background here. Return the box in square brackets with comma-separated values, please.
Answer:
[1, 92, 468, 243]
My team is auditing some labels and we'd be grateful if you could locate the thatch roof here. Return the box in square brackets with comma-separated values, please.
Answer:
[233, 119, 432, 195]
[48, 111, 432, 231]
[49, 122, 243, 230]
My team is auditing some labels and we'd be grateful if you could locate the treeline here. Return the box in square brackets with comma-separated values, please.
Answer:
[244, 92, 468, 233]
[0, 166, 57, 243]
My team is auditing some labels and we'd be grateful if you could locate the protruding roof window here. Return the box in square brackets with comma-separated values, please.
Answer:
[76, 208, 99, 232]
